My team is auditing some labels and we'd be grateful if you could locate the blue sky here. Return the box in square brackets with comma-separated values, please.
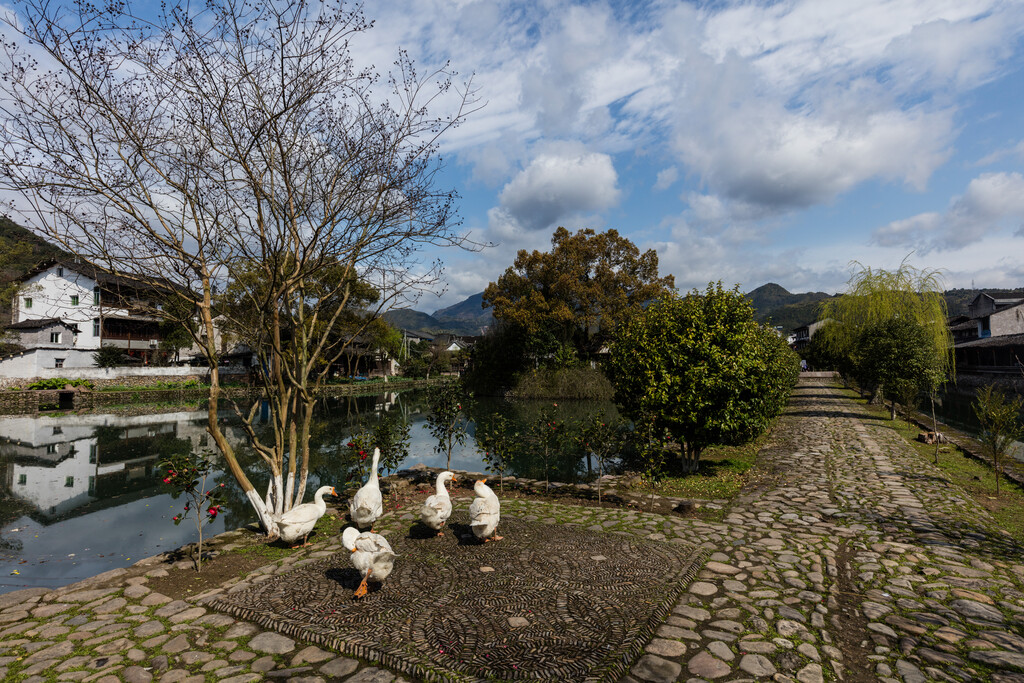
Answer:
[345, 0, 1024, 312]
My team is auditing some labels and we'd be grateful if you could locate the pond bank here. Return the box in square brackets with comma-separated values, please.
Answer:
[0, 377, 447, 415]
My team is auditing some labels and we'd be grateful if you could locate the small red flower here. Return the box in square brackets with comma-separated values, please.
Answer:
[163, 477, 171, 484]
[173, 516, 179, 521]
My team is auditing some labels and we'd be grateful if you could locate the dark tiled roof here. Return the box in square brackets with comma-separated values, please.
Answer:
[955, 332, 1024, 349]
[7, 317, 78, 331]
[18, 258, 180, 292]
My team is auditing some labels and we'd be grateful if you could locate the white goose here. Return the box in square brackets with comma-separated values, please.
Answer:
[349, 448, 383, 529]
[469, 479, 502, 542]
[341, 526, 397, 598]
[420, 471, 456, 536]
[276, 485, 336, 547]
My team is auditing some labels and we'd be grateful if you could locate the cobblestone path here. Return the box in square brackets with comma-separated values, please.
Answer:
[622, 378, 1024, 683]
[1, 378, 1022, 682]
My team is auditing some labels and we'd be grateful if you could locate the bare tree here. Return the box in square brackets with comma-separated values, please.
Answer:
[0, 0, 479, 537]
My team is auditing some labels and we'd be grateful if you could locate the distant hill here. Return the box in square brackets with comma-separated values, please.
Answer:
[1, 216, 67, 329]
[744, 283, 1024, 334]
[745, 283, 833, 334]
[380, 309, 445, 335]
[432, 292, 492, 333]
[0, 216, 67, 278]
[381, 292, 492, 337]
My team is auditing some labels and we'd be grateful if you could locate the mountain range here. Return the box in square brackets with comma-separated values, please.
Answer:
[3, 218, 1020, 337]
[382, 292, 494, 337]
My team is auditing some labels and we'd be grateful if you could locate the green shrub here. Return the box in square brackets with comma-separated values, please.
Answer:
[27, 377, 94, 390]
[506, 366, 614, 401]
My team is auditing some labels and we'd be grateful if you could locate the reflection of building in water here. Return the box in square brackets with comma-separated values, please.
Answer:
[0, 411, 215, 522]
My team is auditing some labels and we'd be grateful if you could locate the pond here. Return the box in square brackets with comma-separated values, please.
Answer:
[929, 387, 1024, 461]
[0, 390, 619, 594]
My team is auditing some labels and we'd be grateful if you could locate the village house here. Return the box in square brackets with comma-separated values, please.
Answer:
[3, 258, 175, 376]
[953, 292, 1024, 375]
[791, 319, 829, 352]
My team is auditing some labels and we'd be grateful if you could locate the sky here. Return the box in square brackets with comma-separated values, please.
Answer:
[3, 0, 1024, 314]
[341, 0, 1024, 313]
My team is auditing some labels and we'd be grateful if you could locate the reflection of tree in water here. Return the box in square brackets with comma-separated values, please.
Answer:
[214, 391, 423, 530]
[468, 397, 621, 483]
[0, 491, 31, 558]
[212, 390, 622, 527]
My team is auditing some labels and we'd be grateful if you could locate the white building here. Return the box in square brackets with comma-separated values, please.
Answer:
[6, 259, 173, 371]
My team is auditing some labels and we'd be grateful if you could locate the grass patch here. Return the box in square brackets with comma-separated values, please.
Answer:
[643, 431, 767, 501]
[839, 385, 1024, 543]
[236, 512, 344, 562]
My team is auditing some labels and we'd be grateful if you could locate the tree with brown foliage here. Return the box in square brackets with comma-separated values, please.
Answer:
[483, 227, 674, 359]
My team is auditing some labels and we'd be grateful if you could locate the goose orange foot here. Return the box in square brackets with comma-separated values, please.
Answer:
[353, 578, 369, 598]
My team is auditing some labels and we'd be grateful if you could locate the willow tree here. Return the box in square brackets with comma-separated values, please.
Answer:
[819, 261, 952, 455]
[0, 0, 478, 538]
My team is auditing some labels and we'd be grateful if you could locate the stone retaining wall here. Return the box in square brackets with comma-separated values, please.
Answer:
[0, 377, 446, 414]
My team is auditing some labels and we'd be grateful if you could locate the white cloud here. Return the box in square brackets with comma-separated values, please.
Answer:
[873, 172, 1024, 250]
[975, 140, 1024, 167]
[494, 145, 621, 233]
[654, 166, 678, 191]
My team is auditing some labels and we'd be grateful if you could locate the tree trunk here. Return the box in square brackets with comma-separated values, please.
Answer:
[680, 443, 701, 474]
[930, 394, 939, 464]
[207, 365, 280, 538]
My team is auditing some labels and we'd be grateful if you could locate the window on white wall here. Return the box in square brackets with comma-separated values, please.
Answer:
[54, 358, 64, 368]
[57, 266, 64, 277]
[50, 332, 62, 343]
[93, 318, 101, 336]
[93, 287, 100, 305]
[70, 295, 79, 306]
[24, 297, 32, 309]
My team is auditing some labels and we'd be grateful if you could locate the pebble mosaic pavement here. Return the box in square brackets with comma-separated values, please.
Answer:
[209, 514, 705, 682]
[0, 377, 1022, 683]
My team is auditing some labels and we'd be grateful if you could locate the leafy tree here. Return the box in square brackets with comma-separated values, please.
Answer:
[476, 413, 518, 493]
[577, 414, 625, 502]
[159, 451, 226, 572]
[345, 413, 411, 479]
[93, 344, 128, 368]
[402, 340, 451, 379]
[0, 1, 477, 539]
[608, 283, 799, 473]
[818, 260, 952, 440]
[527, 404, 564, 493]
[854, 317, 933, 420]
[973, 386, 1024, 497]
[426, 381, 472, 468]
[483, 227, 674, 362]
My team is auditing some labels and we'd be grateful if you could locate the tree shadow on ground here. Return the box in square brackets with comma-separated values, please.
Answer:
[785, 410, 887, 421]
[895, 470, 951, 486]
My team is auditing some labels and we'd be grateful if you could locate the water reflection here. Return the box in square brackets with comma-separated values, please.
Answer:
[932, 389, 1024, 461]
[0, 390, 619, 593]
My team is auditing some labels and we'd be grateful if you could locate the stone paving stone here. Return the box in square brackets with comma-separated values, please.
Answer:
[318, 657, 359, 678]
[249, 631, 295, 654]
[342, 668, 396, 683]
